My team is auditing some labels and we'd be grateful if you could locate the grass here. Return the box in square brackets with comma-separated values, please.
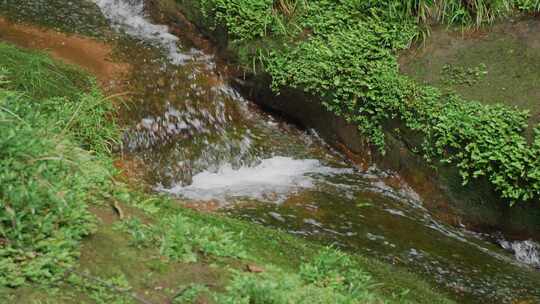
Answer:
[0, 43, 117, 288]
[132, 198, 456, 303]
[0, 42, 455, 303]
[115, 213, 248, 262]
[0, 43, 92, 99]
[215, 249, 377, 304]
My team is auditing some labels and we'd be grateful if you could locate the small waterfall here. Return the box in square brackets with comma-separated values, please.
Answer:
[95, 0, 349, 201]
[94, 0, 207, 64]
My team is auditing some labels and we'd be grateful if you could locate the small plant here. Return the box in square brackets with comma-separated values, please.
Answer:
[199, 0, 276, 42]
[172, 284, 210, 303]
[515, 0, 540, 12]
[117, 214, 247, 262]
[66, 272, 133, 304]
[441, 63, 488, 86]
[299, 247, 372, 294]
[0, 67, 9, 86]
[214, 247, 377, 304]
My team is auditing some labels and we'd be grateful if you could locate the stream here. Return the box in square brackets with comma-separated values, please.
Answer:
[94, 1, 540, 303]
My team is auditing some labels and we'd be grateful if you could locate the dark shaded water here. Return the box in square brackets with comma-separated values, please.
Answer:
[94, 1, 540, 303]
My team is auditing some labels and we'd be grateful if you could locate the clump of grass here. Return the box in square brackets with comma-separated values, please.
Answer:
[116, 214, 247, 262]
[215, 248, 379, 304]
[0, 42, 118, 154]
[0, 43, 119, 287]
[0, 43, 91, 100]
[515, 0, 540, 12]
[65, 272, 133, 304]
[171, 284, 210, 303]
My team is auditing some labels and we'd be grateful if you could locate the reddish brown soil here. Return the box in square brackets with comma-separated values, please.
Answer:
[0, 17, 129, 89]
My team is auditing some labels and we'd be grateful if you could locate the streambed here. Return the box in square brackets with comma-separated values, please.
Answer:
[18, 1, 539, 303]
[97, 1, 540, 303]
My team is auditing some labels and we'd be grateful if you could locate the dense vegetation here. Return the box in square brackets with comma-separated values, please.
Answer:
[0, 42, 117, 287]
[180, 0, 540, 203]
[0, 42, 453, 303]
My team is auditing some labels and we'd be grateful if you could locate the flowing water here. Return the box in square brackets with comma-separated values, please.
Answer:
[93, 1, 540, 303]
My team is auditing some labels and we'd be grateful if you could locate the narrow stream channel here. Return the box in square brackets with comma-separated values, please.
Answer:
[94, 1, 540, 303]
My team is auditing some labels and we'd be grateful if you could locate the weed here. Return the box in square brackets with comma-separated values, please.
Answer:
[214, 247, 379, 304]
[441, 63, 488, 86]
[66, 272, 133, 304]
[117, 214, 247, 262]
[172, 284, 210, 303]
[515, 0, 540, 11]
[0, 43, 118, 287]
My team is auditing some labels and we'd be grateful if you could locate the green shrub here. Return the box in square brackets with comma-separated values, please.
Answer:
[405, 91, 538, 201]
[0, 90, 108, 286]
[515, 0, 540, 11]
[265, 21, 415, 149]
[199, 0, 276, 41]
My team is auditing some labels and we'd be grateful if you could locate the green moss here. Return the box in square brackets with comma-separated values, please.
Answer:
[0, 0, 108, 38]
[402, 22, 540, 127]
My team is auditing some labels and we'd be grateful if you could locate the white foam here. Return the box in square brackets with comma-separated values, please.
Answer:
[500, 239, 540, 268]
[94, 0, 202, 64]
[160, 156, 350, 202]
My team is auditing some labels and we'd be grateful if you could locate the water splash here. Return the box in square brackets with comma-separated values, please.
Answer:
[160, 157, 352, 203]
[123, 101, 230, 151]
[500, 239, 540, 268]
